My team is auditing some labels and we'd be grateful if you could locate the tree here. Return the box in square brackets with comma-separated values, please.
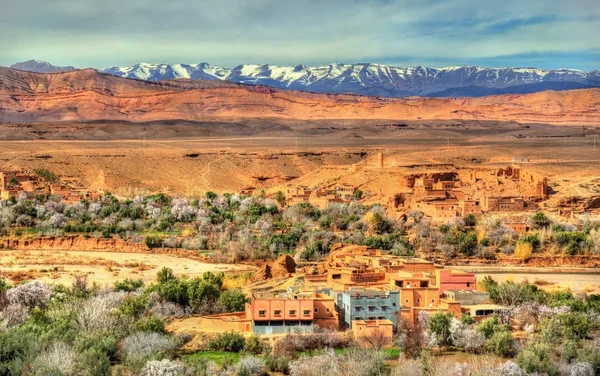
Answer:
[354, 189, 363, 200]
[531, 212, 551, 229]
[218, 289, 249, 312]
[463, 213, 477, 227]
[428, 312, 453, 347]
[274, 191, 286, 207]
[488, 327, 514, 357]
[458, 233, 478, 256]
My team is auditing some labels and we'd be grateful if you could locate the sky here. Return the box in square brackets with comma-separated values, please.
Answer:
[1, 0, 599, 70]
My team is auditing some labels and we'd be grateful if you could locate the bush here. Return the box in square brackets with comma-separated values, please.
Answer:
[146, 235, 164, 248]
[142, 359, 183, 376]
[75, 348, 111, 376]
[34, 342, 77, 376]
[514, 242, 533, 260]
[264, 356, 290, 374]
[208, 331, 246, 352]
[488, 327, 514, 357]
[234, 356, 267, 376]
[458, 233, 478, 256]
[135, 316, 167, 334]
[6, 281, 52, 309]
[74, 331, 120, 361]
[0, 328, 41, 376]
[121, 332, 178, 362]
[243, 334, 269, 355]
[157, 267, 176, 284]
[218, 289, 249, 313]
[531, 212, 551, 228]
[516, 343, 558, 376]
[114, 278, 144, 292]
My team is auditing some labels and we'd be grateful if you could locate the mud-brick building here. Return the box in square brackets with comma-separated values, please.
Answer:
[250, 293, 338, 335]
[331, 289, 400, 329]
[196, 291, 338, 335]
[352, 319, 394, 347]
[437, 269, 476, 291]
[483, 196, 525, 212]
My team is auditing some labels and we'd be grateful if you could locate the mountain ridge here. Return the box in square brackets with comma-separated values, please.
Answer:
[9, 60, 600, 98]
[1, 67, 599, 126]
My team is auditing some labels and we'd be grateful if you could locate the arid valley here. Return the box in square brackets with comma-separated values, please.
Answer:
[2, 1, 600, 373]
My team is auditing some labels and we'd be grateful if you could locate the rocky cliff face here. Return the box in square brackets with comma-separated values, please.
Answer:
[1, 67, 600, 125]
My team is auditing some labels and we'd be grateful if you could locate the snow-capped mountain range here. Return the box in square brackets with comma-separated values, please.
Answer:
[10, 60, 600, 97]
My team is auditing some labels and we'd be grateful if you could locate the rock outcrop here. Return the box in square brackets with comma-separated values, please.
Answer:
[252, 254, 296, 281]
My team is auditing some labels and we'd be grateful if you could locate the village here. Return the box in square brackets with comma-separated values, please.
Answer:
[190, 243, 495, 347]
[0, 169, 101, 203]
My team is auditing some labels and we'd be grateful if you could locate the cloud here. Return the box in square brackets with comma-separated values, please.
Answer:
[1, 0, 599, 69]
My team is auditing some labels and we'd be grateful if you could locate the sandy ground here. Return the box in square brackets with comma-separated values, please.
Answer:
[452, 266, 600, 293]
[0, 123, 598, 201]
[0, 250, 254, 286]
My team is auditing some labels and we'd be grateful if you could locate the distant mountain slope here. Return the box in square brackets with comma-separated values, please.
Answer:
[101, 63, 600, 98]
[10, 60, 77, 73]
[1, 67, 599, 125]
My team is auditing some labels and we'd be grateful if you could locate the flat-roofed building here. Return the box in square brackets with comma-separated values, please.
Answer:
[352, 319, 393, 347]
[332, 289, 400, 329]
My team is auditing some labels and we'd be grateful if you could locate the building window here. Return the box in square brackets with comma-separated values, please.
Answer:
[392, 303, 397, 307]
[417, 298, 420, 304]
[303, 310, 310, 315]
[274, 310, 281, 316]
[355, 306, 362, 312]
[368, 306, 376, 312]
[431, 299, 435, 303]
[314, 308, 318, 313]
[326, 308, 330, 312]
[289, 310, 296, 316]
[258, 310, 266, 317]
[405, 299, 409, 303]
[466, 282, 471, 287]
[381, 306, 388, 311]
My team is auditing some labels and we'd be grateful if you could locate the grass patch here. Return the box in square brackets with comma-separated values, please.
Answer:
[183, 351, 241, 366]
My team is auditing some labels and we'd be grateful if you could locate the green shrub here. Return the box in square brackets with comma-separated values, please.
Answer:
[0, 328, 41, 376]
[218, 289, 249, 313]
[264, 355, 290, 374]
[145, 235, 163, 248]
[242, 334, 269, 355]
[531, 212, 551, 228]
[460, 314, 476, 325]
[208, 331, 246, 352]
[487, 327, 513, 357]
[157, 267, 176, 284]
[119, 295, 147, 318]
[458, 233, 478, 256]
[477, 316, 500, 339]
[135, 316, 166, 334]
[517, 343, 558, 376]
[114, 279, 143, 292]
[74, 331, 119, 361]
[74, 349, 111, 376]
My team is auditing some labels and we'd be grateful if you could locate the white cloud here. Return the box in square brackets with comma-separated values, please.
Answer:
[0, 0, 598, 69]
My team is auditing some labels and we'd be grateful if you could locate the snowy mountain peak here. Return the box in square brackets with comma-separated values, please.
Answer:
[96, 62, 600, 97]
